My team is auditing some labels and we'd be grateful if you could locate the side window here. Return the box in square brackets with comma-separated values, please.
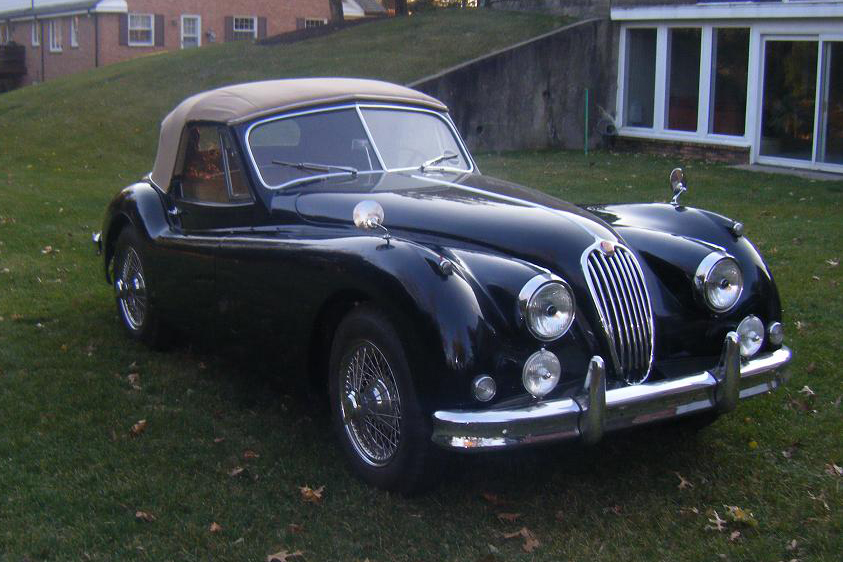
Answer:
[178, 125, 228, 203]
[221, 131, 252, 201]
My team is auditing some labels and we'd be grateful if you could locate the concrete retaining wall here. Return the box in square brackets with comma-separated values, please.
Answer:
[409, 18, 618, 152]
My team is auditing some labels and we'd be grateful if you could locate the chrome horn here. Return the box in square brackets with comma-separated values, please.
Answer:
[353, 200, 391, 243]
[669, 167, 687, 207]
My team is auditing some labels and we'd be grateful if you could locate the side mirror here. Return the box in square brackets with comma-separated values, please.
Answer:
[353, 200, 390, 243]
[669, 168, 687, 207]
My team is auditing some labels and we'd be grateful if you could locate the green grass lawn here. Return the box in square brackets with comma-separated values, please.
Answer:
[1, 10, 842, 562]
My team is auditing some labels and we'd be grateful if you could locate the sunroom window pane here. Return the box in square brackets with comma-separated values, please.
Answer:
[821, 42, 843, 164]
[760, 40, 818, 161]
[667, 28, 701, 132]
[711, 28, 749, 136]
[624, 28, 657, 128]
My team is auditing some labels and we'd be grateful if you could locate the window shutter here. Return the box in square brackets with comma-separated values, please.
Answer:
[118, 13, 128, 46]
[296, 18, 305, 30]
[258, 17, 267, 39]
[154, 14, 164, 46]
[224, 16, 233, 42]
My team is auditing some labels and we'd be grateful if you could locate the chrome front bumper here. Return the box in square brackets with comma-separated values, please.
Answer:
[431, 333, 792, 450]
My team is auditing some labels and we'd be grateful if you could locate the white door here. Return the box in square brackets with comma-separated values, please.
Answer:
[181, 15, 201, 49]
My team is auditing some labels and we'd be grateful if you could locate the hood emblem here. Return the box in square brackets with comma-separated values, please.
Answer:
[600, 240, 616, 256]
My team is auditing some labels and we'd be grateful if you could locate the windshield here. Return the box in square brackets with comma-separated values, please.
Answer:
[247, 105, 470, 188]
[359, 108, 469, 171]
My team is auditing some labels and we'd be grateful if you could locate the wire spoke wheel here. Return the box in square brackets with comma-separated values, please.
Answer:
[116, 246, 147, 331]
[340, 340, 402, 467]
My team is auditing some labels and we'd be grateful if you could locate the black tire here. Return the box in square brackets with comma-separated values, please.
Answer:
[112, 227, 163, 348]
[328, 305, 445, 494]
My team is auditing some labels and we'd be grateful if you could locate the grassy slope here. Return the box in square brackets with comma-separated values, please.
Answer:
[0, 10, 841, 562]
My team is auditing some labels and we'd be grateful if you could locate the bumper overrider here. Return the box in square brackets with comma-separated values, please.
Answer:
[432, 332, 792, 450]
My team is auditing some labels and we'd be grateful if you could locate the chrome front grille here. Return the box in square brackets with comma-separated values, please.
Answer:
[583, 243, 654, 384]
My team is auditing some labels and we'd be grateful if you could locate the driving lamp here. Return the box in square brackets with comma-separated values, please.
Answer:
[522, 350, 561, 398]
[737, 315, 764, 357]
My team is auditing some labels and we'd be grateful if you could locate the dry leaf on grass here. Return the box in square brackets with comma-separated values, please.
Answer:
[705, 510, 727, 532]
[826, 258, 839, 267]
[287, 523, 305, 534]
[786, 539, 799, 551]
[243, 450, 260, 460]
[130, 419, 148, 437]
[503, 527, 540, 553]
[214, 437, 225, 443]
[266, 550, 303, 562]
[229, 467, 245, 477]
[481, 492, 505, 506]
[724, 505, 759, 528]
[808, 491, 830, 512]
[135, 510, 156, 522]
[799, 386, 816, 397]
[824, 463, 842, 477]
[729, 530, 741, 542]
[209, 522, 223, 533]
[299, 485, 325, 504]
[496, 512, 521, 523]
[675, 472, 694, 490]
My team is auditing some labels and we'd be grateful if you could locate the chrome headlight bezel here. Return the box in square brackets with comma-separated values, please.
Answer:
[694, 252, 744, 313]
[518, 273, 576, 342]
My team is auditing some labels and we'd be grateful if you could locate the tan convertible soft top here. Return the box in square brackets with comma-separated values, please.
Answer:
[149, 78, 448, 189]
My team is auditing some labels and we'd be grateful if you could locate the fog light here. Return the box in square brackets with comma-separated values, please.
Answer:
[472, 375, 496, 402]
[522, 350, 561, 398]
[737, 315, 764, 357]
[768, 321, 784, 346]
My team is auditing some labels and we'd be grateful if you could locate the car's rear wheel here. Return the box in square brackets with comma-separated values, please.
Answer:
[113, 228, 162, 347]
[329, 305, 444, 494]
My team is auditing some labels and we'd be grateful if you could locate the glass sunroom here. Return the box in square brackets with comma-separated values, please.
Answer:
[611, 1, 843, 173]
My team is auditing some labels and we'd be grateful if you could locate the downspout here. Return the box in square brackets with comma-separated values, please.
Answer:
[40, 20, 45, 82]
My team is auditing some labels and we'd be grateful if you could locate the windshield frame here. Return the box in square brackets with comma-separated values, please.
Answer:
[243, 102, 475, 190]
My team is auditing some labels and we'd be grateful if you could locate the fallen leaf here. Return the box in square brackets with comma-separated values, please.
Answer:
[799, 386, 816, 397]
[808, 491, 830, 511]
[725, 505, 759, 528]
[198, 362, 207, 370]
[503, 527, 540, 553]
[287, 523, 305, 534]
[243, 450, 260, 460]
[680, 506, 700, 516]
[481, 492, 505, 506]
[41, 245, 54, 255]
[299, 485, 325, 504]
[812, 275, 821, 281]
[127, 373, 140, 385]
[795, 320, 807, 331]
[706, 510, 727, 532]
[748, 440, 758, 450]
[135, 510, 156, 522]
[229, 467, 245, 477]
[676, 472, 694, 490]
[130, 419, 148, 437]
[805, 363, 817, 374]
[209, 522, 222, 533]
[826, 258, 839, 267]
[214, 437, 225, 443]
[60, 344, 68, 352]
[602, 505, 622, 515]
[266, 550, 303, 562]
[824, 463, 842, 477]
[496, 512, 521, 523]
[729, 530, 741, 542]
[786, 539, 798, 551]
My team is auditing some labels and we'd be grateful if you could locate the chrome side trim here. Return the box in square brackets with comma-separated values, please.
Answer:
[431, 339, 792, 451]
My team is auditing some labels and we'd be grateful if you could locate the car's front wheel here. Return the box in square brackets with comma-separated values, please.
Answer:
[329, 305, 444, 494]
[113, 227, 162, 347]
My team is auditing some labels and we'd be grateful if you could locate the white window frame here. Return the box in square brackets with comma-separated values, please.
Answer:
[49, 19, 63, 52]
[70, 16, 79, 48]
[304, 18, 328, 29]
[180, 14, 201, 49]
[128, 13, 154, 47]
[232, 16, 257, 40]
[32, 21, 40, 46]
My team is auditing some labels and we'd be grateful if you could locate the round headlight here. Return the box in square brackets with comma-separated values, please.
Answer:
[522, 350, 561, 398]
[695, 254, 743, 312]
[519, 275, 575, 341]
[472, 375, 496, 402]
[737, 315, 764, 357]
[767, 321, 784, 346]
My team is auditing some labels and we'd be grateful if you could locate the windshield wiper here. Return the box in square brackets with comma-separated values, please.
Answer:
[420, 151, 461, 172]
[272, 160, 358, 177]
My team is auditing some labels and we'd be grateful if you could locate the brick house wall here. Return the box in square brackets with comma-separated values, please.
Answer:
[3, 0, 331, 87]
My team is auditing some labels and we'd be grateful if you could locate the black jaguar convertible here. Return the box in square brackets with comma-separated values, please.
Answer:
[95, 78, 791, 492]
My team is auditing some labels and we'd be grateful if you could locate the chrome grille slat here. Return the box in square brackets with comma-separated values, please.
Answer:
[583, 243, 654, 384]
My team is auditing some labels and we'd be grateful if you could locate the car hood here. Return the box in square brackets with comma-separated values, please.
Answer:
[288, 171, 618, 272]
